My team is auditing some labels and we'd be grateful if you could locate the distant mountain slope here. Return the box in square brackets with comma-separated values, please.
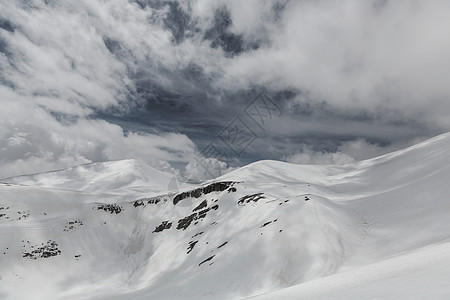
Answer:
[1, 159, 177, 197]
[1, 133, 450, 299]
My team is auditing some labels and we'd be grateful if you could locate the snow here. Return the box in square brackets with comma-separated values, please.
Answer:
[2, 159, 176, 197]
[248, 242, 450, 300]
[1, 133, 450, 299]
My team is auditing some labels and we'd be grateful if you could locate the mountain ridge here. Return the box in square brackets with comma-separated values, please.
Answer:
[1, 133, 450, 299]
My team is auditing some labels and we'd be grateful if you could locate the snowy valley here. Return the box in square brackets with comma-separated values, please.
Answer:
[1, 133, 450, 299]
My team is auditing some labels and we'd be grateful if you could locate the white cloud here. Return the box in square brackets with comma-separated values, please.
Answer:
[286, 145, 355, 165]
[0, 84, 196, 178]
[1, 0, 449, 178]
[184, 157, 235, 181]
[0, 0, 200, 178]
[285, 137, 428, 165]
[0, 103, 196, 178]
[216, 0, 450, 129]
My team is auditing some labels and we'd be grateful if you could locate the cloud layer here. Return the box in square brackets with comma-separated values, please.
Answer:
[1, 0, 449, 178]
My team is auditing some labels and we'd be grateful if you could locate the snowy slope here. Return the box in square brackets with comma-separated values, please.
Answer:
[1, 159, 177, 198]
[1, 133, 450, 299]
[248, 242, 450, 300]
[249, 132, 450, 299]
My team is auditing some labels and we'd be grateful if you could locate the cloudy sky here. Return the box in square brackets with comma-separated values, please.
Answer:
[1, 0, 450, 180]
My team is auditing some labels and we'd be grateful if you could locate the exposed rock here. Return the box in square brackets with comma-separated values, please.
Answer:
[191, 231, 204, 238]
[193, 200, 208, 212]
[153, 220, 172, 233]
[217, 242, 228, 249]
[261, 219, 277, 228]
[97, 204, 122, 214]
[198, 204, 219, 219]
[63, 219, 83, 232]
[173, 181, 236, 205]
[176, 204, 220, 230]
[133, 200, 145, 207]
[177, 214, 196, 230]
[228, 187, 237, 193]
[261, 221, 272, 228]
[199, 255, 215, 266]
[238, 193, 265, 205]
[22, 240, 61, 259]
[134, 196, 164, 207]
[16, 210, 30, 220]
[187, 240, 198, 254]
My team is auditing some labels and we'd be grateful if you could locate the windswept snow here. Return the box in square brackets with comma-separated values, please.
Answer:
[1, 133, 450, 299]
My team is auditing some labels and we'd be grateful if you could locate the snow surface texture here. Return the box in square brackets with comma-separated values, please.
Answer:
[1, 133, 450, 299]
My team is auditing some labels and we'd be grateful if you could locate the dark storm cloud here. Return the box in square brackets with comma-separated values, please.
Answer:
[1, 0, 450, 179]
[204, 6, 250, 56]
[134, 0, 192, 44]
[0, 17, 15, 33]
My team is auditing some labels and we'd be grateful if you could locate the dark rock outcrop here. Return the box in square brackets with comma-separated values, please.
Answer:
[193, 200, 208, 212]
[97, 204, 122, 214]
[238, 193, 265, 205]
[176, 204, 220, 230]
[199, 255, 215, 266]
[153, 220, 172, 233]
[187, 240, 198, 254]
[217, 242, 228, 249]
[22, 240, 61, 259]
[173, 181, 236, 205]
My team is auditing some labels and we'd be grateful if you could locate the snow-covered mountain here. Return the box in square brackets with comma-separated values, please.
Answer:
[2, 159, 177, 197]
[1, 133, 450, 299]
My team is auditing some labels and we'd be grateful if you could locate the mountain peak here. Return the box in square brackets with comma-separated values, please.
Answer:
[1, 134, 450, 299]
